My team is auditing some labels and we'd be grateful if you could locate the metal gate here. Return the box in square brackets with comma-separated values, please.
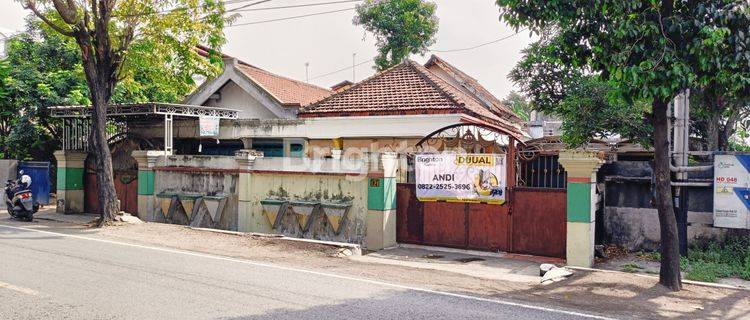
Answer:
[17, 161, 51, 205]
[395, 127, 569, 258]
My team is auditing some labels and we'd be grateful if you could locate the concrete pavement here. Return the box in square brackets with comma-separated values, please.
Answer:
[0, 223, 611, 320]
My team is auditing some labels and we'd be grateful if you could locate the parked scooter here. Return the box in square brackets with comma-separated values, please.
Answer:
[4, 171, 38, 221]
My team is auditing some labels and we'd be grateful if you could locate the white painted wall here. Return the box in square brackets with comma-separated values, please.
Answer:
[203, 81, 280, 120]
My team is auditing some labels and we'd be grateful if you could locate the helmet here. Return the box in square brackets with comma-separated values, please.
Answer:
[20, 175, 31, 187]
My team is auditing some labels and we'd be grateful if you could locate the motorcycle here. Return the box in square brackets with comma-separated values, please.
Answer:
[4, 176, 38, 222]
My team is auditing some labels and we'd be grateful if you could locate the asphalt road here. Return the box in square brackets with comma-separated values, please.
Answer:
[0, 223, 612, 320]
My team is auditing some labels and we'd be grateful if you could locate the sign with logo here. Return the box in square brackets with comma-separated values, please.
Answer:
[415, 153, 507, 204]
[199, 117, 220, 137]
[713, 154, 750, 229]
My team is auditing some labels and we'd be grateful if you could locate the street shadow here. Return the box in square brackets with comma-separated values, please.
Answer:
[218, 290, 582, 320]
[471, 270, 750, 319]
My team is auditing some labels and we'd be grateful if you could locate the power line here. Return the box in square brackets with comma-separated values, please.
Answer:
[226, 0, 274, 13]
[228, 0, 361, 13]
[116, 0, 266, 18]
[307, 30, 526, 81]
[430, 29, 526, 53]
[227, 7, 355, 27]
[309, 58, 374, 81]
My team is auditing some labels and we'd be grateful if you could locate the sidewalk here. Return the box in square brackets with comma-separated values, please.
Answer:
[353, 246, 543, 283]
[1, 207, 100, 224]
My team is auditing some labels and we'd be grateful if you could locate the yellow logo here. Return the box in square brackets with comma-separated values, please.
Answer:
[455, 155, 494, 166]
[473, 170, 501, 197]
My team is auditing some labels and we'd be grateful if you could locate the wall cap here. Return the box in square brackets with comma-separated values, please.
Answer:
[558, 150, 604, 178]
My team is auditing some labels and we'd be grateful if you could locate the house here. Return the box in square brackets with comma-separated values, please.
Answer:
[293, 56, 526, 157]
[126, 46, 333, 157]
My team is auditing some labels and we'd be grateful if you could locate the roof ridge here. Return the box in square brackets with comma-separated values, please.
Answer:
[302, 61, 414, 112]
[404, 60, 466, 109]
[425, 54, 521, 121]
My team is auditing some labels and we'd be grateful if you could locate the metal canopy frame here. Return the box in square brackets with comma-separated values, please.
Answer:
[51, 103, 239, 154]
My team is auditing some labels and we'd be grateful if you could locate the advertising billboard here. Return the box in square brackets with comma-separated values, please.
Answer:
[713, 154, 750, 229]
[415, 153, 507, 204]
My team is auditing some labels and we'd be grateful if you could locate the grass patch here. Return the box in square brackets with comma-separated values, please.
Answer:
[636, 250, 661, 262]
[621, 263, 642, 273]
[683, 234, 750, 283]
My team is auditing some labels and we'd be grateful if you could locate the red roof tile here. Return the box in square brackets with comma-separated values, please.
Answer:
[195, 45, 331, 107]
[299, 59, 524, 138]
[235, 63, 331, 107]
[425, 55, 522, 122]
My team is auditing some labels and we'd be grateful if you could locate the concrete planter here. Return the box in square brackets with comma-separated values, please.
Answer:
[320, 202, 352, 235]
[260, 199, 288, 229]
[289, 200, 319, 232]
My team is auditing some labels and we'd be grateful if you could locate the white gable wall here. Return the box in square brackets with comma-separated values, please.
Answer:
[204, 81, 279, 120]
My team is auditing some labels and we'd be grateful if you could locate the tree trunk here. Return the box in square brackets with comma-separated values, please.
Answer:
[706, 111, 721, 151]
[652, 99, 682, 291]
[77, 39, 120, 226]
[90, 90, 119, 226]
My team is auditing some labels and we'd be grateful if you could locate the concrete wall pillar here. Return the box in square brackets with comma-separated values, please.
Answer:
[53, 150, 87, 214]
[132, 150, 162, 221]
[558, 150, 604, 267]
[235, 149, 262, 232]
[365, 152, 398, 251]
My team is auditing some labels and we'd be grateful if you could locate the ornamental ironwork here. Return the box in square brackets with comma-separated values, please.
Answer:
[50, 103, 239, 119]
[415, 123, 511, 154]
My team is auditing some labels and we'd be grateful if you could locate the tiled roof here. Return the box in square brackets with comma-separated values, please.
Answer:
[425, 55, 522, 122]
[235, 63, 331, 107]
[195, 45, 331, 107]
[299, 59, 524, 137]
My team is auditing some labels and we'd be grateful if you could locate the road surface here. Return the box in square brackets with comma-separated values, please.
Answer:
[0, 223, 612, 320]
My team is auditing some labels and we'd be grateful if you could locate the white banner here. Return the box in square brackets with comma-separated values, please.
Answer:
[714, 154, 750, 229]
[415, 153, 507, 204]
[199, 117, 220, 137]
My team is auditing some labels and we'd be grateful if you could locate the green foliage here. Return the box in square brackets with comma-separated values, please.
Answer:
[498, 0, 750, 113]
[501, 91, 531, 121]
[0, 6, 225, 160]
[683, 235, 750, 282]
[354, 0, 438, 70]
[509, 38, 651, 146]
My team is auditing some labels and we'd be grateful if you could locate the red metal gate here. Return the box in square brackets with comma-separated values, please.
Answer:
[511, 188, 566, 258]
[396, 183, 512, 252]
[85, 170, 138, 215]
[396, 184, 566, 258]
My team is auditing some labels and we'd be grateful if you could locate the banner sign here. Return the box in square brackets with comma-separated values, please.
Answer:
[415, 153, 507, 204]
[199, 117, 220, 137]
[713, 154, 750, 229]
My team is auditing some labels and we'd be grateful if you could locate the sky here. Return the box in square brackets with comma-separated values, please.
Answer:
[0, 0, 535, 99]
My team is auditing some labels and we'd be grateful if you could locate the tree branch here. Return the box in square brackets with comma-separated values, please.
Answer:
[23, 0, 75, 37]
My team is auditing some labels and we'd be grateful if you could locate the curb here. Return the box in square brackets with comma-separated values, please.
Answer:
[568, 266, 749, 291]
[185, 226, 362, 256]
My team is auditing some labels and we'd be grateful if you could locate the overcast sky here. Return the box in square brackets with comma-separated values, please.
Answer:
[0, 0, 534, 99]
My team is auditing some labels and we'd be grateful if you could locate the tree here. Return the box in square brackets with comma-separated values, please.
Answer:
[21, 0, 226, 225]
[509, 35, 651, 146]
[501, 91, 531, 122]
[354, 0, 439, 70]
[497, 0, 750, 291]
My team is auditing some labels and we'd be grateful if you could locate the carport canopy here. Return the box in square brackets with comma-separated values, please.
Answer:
[50, 103, 239, 155]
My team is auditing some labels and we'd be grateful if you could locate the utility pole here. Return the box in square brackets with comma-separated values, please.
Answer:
[352, 53, 357, 82]
[672, 90, 690, 257]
